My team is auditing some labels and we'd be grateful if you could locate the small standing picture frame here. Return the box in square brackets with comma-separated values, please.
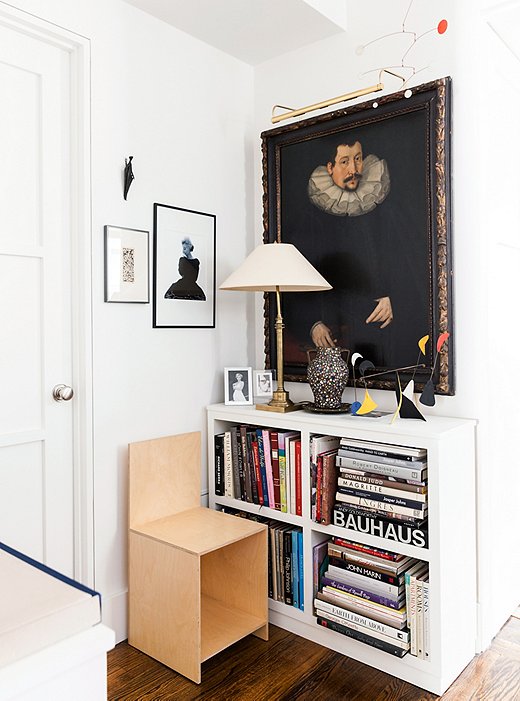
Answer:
[224, 367, 253, 406]
[104, 225, 149, 303]
[253, 369, 274, 398]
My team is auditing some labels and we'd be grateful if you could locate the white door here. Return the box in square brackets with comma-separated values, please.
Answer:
[0, 17, 86, 578]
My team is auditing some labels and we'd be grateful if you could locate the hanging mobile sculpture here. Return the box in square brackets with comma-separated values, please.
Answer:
[356, 0, 448, 90]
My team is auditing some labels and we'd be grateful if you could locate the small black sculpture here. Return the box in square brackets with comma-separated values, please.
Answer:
[123, 156, 134, 200]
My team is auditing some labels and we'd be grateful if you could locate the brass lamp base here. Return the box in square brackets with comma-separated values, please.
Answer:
[256, 390, 300, 413]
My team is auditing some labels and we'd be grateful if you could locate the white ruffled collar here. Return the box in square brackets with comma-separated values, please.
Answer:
[307, 153, 390, 217]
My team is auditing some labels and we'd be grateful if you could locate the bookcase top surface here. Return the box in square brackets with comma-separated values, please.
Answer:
[207, 404, 476, 443]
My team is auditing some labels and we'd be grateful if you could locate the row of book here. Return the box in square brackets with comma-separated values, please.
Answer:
[215, 427, 302, 515]
[221, 507, 304, 611]
[313, 536, 429, 658]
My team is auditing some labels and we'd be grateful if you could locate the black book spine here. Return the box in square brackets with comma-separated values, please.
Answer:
[316, 616, 407, 657]
[246, 431, 259, 505]
[332, 507, 428, 549]
[284, 529, 293, 606]
[240, 426, 253, 503]
[214, 434, 225, 496]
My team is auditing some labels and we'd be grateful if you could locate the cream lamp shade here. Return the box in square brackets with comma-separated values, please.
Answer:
[220, 242, 331, 412]
[219, 242, 331, 292]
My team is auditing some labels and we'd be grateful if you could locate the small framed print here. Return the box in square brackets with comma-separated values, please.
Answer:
[104, 225, 149, 303]
[253, 369, 274, 398]
[224, 367, 253, 406]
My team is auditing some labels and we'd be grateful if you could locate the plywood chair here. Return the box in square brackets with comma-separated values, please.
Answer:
[128, 432, 268, 684]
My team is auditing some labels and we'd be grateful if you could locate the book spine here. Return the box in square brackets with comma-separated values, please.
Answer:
[338, 448, 426, 468]
[423, 580, 430, 660]
[335, 493, 426, 520]
[289, 439, 296, 515]
[320, 452, 339, 526]
[339, 468, 425, 488]
[240, 426, 253, 502]
[334, 502, 422, 524]
[214, 434, 225, 496]
[338, 475, 427, 499]
[270, 431, 281, 510]
[409, 573, 417, 655]
[256, 429, 270, 506]
[316, 616, 407, 657]
[284, 529, 293, 605]
[331, 537, 400, 561]
[230, 427, 242, 500]
[246, 431, 259, 504]
[317, 610, 410, 650]
[416, 578, 425, 660]
[316, 455, 323, 523]
[279, 439, 288, 513]
[332, 508, 428, 549]
[336, 455, 426, 481]
[315, 598, 409, 642]
[251, 437, 263, 505]
[337, 485, 426, 510]
[223, 431, 234, 498]
[321, 576, 404, 610]
[298, 530, 304, 611]
[262, 429, 275, 508]
[339, 439, 425, 460]
[328, 555, 403, 585]
[295, 439, 302, 516]
[291, 530, 299, 609]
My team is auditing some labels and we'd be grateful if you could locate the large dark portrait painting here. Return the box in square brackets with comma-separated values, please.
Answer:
[262, 77, 453, 394]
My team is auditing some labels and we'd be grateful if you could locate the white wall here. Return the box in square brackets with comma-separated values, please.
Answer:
[253, 0, 520, 650]
[5, 0, 519, 652]
[3, 0, 254, 640]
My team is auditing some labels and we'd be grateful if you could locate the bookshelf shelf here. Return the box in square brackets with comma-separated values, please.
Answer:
[207, 403, 477, 695]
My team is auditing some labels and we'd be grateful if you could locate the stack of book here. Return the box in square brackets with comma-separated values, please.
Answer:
[314, 536, 427, 657]
[406, 560, 430, 659]
[220, 507, 304, 611]
[332, 437, 428, 549]
[214, 427, 302, 514]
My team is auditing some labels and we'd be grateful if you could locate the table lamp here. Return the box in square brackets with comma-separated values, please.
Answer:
[220, 242, 331, 412]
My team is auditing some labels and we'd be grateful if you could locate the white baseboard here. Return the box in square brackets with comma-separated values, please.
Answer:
[101, 590, 127, 644]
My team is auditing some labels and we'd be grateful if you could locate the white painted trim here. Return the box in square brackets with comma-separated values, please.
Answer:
[102, 590, 128, 645]
[0, 4, 94, 587]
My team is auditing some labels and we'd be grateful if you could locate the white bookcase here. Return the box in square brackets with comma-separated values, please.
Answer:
[206, 403, 477, 695]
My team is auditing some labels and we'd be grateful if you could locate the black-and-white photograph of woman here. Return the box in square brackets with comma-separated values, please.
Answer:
[231, 372, 247, 402]
[164, 237, 206, 301]
[224, 367, 253, 405]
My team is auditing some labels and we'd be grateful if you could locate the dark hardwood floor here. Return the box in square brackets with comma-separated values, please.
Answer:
[108, 612, 520, 701]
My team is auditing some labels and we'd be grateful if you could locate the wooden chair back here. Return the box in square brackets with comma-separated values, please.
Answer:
[129, 432, 201, 529]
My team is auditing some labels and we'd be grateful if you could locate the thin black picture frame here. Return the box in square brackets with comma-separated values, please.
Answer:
[153, 203, 216, 329]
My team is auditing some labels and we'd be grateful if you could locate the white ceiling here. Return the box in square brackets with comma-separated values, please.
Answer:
[123, 0, 348, 65]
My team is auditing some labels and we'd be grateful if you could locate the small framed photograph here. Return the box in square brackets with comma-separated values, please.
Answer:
[253, 369, 274, 398]
[224, 367, 253, 406]
[104, 225, 149, 303]
[153, 203, 216, 328]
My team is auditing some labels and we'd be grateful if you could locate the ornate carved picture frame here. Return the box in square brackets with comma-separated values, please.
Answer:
[261, 77, 453, 395]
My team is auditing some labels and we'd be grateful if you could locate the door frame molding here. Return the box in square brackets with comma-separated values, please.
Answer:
[0, 4, 94, 586]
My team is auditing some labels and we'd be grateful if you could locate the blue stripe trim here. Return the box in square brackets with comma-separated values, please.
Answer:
[0, 541, 101, 608]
